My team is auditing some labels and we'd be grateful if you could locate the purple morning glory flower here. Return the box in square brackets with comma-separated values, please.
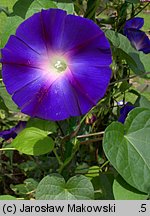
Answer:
[0, 121, 26, 140]
[118, 103, 134, 124]
[0, 9, 112, 121]
[124, 17, 150, 54]
[124, 17, 144, 33]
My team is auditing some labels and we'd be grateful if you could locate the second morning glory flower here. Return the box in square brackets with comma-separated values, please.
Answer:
[124, 17, 150, 54]
[0, 9, 112, 121]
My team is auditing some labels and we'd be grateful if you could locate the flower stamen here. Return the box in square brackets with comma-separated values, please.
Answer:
[54, 59, 67, 72]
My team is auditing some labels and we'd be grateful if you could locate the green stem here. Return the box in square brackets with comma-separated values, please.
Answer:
[0, 148, 15, 151]
[80, 112, 89, 125]
[58, 142, 80, 174]
[53, 148, 63, 166]
[74, 1, 85, 14]
[133, 3, 150, 18]
[77, 131, 104, 139]
[109, 71, 150, 86]
[100, 160, 109, 169]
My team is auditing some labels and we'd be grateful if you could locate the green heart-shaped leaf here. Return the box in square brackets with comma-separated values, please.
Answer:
[36, 174, 94, 200]
[103, 108, 150, 193]
[12, 127, 54, 156]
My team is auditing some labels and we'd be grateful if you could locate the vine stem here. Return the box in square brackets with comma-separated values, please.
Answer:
[55, 110, 105, 173]
[133, 2, 150, 17]
[73, 1, 85, 14]
[58, 142, 80, 174]
[100, 160, 109, 169]
[109, 71, 150, 86]
[53, 148, 63, 166]
[77, 131, 104, 139]
[58, 131, 104, 173]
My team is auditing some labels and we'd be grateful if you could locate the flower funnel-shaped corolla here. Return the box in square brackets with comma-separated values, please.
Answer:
[1, 9, 112, 121]
[124, 17, 150, 54]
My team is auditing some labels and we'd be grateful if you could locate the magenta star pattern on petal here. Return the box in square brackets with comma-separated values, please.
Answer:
[0, 9, 112, 121]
